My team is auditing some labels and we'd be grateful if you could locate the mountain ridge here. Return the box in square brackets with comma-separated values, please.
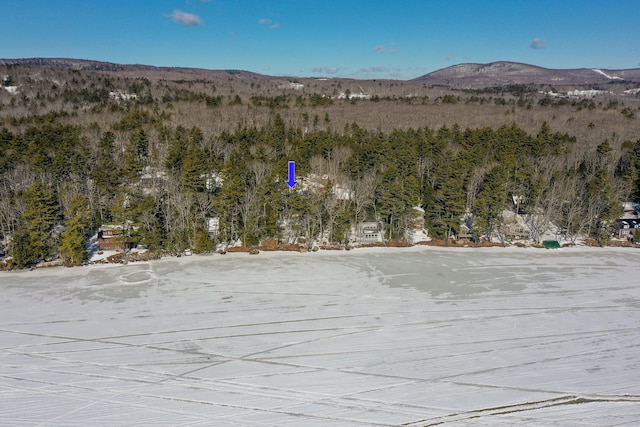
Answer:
[0, 57, 271, 80]
[412, 61, 640, 88]
[2, 57, 640, 88]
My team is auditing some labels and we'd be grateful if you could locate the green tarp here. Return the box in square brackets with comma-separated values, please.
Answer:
[543, 240, 561, 249]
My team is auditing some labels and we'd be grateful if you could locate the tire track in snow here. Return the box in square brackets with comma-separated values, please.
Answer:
[401, 394, 640, 426]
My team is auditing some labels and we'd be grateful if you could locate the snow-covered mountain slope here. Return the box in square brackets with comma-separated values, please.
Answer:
[414, 61, 640, 88]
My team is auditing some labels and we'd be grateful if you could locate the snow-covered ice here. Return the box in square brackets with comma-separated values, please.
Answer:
[1, 247, 640, 426]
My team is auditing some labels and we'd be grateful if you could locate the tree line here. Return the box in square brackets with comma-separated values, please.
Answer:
[1, 112, 639, 268]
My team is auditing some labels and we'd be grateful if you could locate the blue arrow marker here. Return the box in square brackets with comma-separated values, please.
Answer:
[286, 161, 298, 188]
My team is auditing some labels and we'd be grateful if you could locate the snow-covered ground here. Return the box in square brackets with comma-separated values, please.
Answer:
[591, 69, 623, 81]
[2, 85, 18, 95]
[2, 247, 640, 426]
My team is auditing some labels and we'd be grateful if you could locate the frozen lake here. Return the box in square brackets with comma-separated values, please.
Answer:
[2, 247, 640, 426]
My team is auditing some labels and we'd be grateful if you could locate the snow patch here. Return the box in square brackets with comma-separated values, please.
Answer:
[2, 85, 18, 95]
[592, 69, 623, 80]
[337, 91, 371, 100]
[299, 173, 353, 200]
[277, 82, 304, 90]
[544, 89, 611, 98]
[567, 89, 611, 98]
[109, 91, 137, 101]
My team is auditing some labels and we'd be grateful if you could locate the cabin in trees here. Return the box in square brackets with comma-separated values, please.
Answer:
[615, 202, 640, 239]
[458, 224, 474, 241]
[97, 224, 134, 251]
[205, 217, 220, 237]
[616, 219, 640, 240]
[504, 223, 530, 241]
[355, 222, 383, 243]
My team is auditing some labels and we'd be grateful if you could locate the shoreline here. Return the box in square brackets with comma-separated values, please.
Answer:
[2, 242, 637, 277]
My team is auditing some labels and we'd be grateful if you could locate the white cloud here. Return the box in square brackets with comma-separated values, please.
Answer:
[373, 45, 398, 54]
[359, 65, 389, 74]
[530, 37, 545, 49]
[259, 18, 280, 29]
[312, 66, 341, 75]
[351, 65, 408, 79]
[167, 9, 202, 26]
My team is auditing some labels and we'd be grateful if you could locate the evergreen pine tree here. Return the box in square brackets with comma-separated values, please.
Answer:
[20, 181, 57, 265]
[165, 126, 189, 173]
[122, 129, 149, 181]
[60, 194, 90, 266]
[181, 146, 207, 192]
[474, 165, 508, 241]
[9, 228, 33, 269]
[91, 131, 120, 191]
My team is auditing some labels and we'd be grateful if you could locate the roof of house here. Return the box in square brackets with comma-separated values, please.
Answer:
[618, 218, 640, 226]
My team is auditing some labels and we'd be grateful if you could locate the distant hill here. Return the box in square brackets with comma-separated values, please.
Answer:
[4, 58, 640, 89]
[412, 61, 640, 88]
[0, 57, 270, 80]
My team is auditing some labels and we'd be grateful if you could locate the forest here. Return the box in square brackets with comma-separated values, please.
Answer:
[1, 63, 640, 268]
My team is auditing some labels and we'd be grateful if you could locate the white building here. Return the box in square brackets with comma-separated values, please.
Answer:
[355, 222, 383, 243]
[205, 217, 220, 236]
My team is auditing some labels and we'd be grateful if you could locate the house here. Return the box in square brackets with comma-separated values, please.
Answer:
[458, 223, 474, 240]
[356, 222, 383, 243]
[616, 218, 640, 239]
[504, 223, 530, 240]
[205, 217, 220, 237]
[97, 224, 134, 251]
[616, 203, 640, 239]
[333, 183, 353, 201]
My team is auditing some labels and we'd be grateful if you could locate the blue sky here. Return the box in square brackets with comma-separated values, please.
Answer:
[2, 0, 639, 79]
